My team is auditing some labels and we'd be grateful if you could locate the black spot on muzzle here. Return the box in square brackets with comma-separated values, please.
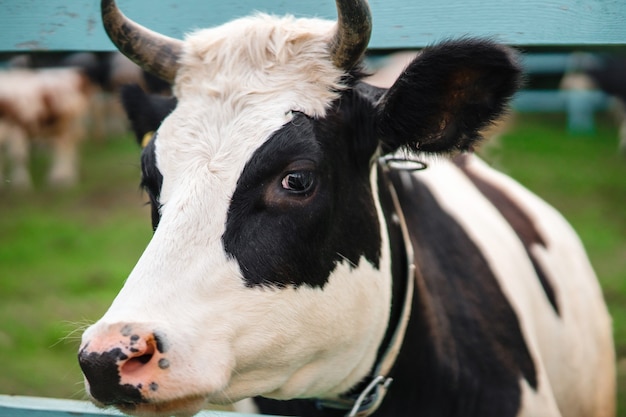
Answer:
[78, 347, 146, 406]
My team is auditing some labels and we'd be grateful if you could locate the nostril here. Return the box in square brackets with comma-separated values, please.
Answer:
[136, 353, 153, 364]
[121, 338, 156, 374]
[122, 353, 154, 374]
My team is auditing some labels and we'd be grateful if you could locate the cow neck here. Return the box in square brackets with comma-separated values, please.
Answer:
[314, 156, 421, 417]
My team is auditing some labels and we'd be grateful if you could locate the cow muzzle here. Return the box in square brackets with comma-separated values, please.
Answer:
[78, 322, 204, 415]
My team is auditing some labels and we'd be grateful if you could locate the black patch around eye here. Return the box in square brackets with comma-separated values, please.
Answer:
[222, 109, 382, 289]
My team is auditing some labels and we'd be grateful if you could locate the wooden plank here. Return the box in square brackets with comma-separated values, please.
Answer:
[0, 0, 624, 52]
[0, 395, 276, 417]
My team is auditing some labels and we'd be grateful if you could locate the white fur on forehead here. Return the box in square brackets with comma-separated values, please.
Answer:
[174, 13, 346, 117]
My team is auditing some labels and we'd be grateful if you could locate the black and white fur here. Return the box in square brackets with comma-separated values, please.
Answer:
[79, 12, 615, 417]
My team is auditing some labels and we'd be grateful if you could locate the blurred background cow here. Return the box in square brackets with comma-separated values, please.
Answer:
[0, 51, 170, 189]
[0, 66, 93, 188]
[560, 55, 626, 154]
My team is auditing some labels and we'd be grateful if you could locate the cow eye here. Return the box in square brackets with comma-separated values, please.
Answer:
[281, 171, 315, 195]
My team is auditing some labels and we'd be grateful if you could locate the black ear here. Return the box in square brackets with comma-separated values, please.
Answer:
[119, 84, 177, 146]
[376, 39, 522, 154]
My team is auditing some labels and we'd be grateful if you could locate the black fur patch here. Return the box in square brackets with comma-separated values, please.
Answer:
[120, 84, 177, 146]
[78, 347, 145, 406]
[119, 84, 173, 231]
[453, 154, 559, 315]
[222, 100, 382, 288]
[140, 137, 163, 231]
[383, 169, 537, 416]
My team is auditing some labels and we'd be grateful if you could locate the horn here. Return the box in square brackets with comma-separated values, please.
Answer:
[101, 0, 183, 83]
[330, 0, 372, 70]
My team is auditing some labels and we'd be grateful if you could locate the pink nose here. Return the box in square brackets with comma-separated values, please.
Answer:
[78, 323, 170, 406]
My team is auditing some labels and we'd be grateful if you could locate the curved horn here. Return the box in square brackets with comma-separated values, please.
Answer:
[330, 0, 372, 70]
[101, 0, 183, 83]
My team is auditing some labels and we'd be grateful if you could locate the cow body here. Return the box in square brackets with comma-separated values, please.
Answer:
[78, 2, 615, 416]
[0, 67, 93, 187]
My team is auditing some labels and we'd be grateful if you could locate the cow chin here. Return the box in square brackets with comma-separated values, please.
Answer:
[99, 394, 208, 417]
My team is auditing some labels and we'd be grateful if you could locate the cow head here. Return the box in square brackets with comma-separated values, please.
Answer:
[79, 1, 521, 416]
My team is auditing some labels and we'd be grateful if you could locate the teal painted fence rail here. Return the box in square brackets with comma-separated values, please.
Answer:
[513, 52, 613, 133]
[0, 395, 276, 417]
[0, 0, 625, 52]
[513, 89, 611, 133]
[0, 1, 624, 416]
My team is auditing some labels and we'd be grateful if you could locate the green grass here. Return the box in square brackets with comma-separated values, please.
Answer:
[0, 135, 152, 399]
[0, 114, 624, 412]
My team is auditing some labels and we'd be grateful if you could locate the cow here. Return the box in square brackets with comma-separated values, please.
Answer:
[0, 67, 94, 188]
[78, 1, 616, 416]
[5, 50, 171, 145]
[560, 55, 626, 154]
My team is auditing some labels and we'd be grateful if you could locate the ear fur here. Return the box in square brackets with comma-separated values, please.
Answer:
[375, 39, 522, 154]
[119, 84, 177, 146]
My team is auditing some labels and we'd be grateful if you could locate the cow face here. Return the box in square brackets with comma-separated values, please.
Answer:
[79, 2, 520, 416]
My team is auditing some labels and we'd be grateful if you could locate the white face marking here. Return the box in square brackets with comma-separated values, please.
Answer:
[81, 14, 393, 412]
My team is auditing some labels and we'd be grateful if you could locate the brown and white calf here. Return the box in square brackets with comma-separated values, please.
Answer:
[78, 1, 615, 416]
[0, 67, 93, 188]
